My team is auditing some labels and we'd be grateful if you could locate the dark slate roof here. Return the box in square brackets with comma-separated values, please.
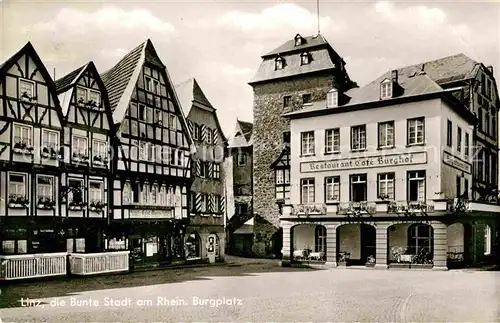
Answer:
[263, 34, 329, 57]
[237, 120, 253, 142]
[55, 63, 87, 92]
[249, 34, 341, 85]
[394, 53, 479, 85]
[101, 41, 145, 114]
[175, 78, 213, 116]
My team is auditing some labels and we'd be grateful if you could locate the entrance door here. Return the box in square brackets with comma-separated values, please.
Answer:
[360, 224, 376, 264]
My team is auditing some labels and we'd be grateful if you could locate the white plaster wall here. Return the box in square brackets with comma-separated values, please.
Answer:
[337, 224, 361, 259]
[292, 224, 315, 250]
[290, 99, 445, 204]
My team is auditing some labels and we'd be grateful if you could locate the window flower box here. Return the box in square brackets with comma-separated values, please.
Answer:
[72, 152, 89, 163]
[20, 92, 37, 104]
[89, 201, 105, 213]
[13, 142, 34, 155]
[40, 146, 59, 160]
[37, 197, 56, 210]
[8, 195, 29, 209]
[337, 251, 351, 266]
[366, 254, 376, 267]
[92, 155, 108, 166]
[69, 201, 86, 211]
[85, 100, 103, 111]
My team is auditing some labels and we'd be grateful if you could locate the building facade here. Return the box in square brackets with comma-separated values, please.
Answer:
[226, 119, 254, 256]
[175, 78, 226, 262]
[0, 42, 66, 255]
[103, 40, 194, 267]
[55, 61, 115, 253]
[248, 34, 357, 257]
[281, 67, 499, 269]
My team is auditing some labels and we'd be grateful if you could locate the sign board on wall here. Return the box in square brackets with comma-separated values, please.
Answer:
[207, 234, 217, 264]
[300, 151, 427, 173]
[442, 151, 471, 174]
[129, 209, 173, 219]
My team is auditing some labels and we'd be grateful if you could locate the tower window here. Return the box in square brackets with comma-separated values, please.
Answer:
[275, 57, 285, 70]
[301, 52, 310, 65]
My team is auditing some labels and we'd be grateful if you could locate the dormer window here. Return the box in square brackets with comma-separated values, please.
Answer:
[294, 34, 305, 46]
[300, 52, 311, 65]
[19, 79, 35, 100]
[381, 79, 393, 99]
[275, 57, 285, 70]
[327, 89, 338, 108]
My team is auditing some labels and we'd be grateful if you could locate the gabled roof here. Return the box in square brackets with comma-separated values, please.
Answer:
[0, 42, 64, 123]
[101, 39, 193, 146]
[237, 120, 253, 142]
[175, 77, 227, 145]
[55, 63, 88, 92]
[270, 146, 290, 169]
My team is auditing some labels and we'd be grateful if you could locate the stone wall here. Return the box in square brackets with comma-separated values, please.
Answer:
[252, 74, 340, 256]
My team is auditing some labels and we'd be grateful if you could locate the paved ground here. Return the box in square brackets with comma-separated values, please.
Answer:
[0, 256, 499, 322]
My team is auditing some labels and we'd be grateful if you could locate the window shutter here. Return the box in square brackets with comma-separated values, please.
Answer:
[195, 193, 202, 212]
[187, 120, 194, 136]
[208, 194, 213, 213]
[213, 129, 218, 145]
[201, 125, 207, 143]
[195, 160, 201, 176]
[208, 162, 213, 178]
[219, 196, 225, 215]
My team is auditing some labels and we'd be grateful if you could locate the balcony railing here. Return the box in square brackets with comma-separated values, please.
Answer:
[0, 253, 67, 280]
[69, 251, 129, 275]
[291, 204, 327, 216]
[337, 201, 376, 215]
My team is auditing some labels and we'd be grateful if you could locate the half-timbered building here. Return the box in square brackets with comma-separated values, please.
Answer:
[102, 40, 194, 267]
[55, 61, 115, 253]
[0, 42, 65, 255]
[175, 78, 227, 262]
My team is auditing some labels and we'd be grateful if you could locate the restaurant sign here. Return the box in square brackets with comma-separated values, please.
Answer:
[442, 151, 471, 174]
[300, 151, 427, 173]
[129, 209, 173, 219]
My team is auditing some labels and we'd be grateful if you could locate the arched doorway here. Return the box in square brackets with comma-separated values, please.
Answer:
[336, 223, 375, 266]
[270, 228, 283, 259]
[185, 232, 201, 259]
[291, 224, 326, 262]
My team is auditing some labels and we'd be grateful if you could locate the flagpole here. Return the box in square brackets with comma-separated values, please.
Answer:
[317, 0, 320, 35]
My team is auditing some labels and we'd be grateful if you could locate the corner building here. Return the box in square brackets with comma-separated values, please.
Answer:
[281, 68, 499, 269]
[249, 34, 356, 257]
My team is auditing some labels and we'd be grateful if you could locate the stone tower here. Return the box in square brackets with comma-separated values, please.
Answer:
[248, 33, 357, 257]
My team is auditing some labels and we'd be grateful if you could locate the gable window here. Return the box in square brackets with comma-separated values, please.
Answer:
[206, 127, 213, 144]
[302, 93, 312, 104]
[237, 152, 246, 166]
[76, 87, 87, 103]
[283, 131, 291, 145]
[37, 175, 54, 207]
[14, 124, 33, 148]
[325, 176, 340, 203]
[380, 79, 392, 99]
[141, 183, 150, 204]
[446, 120, 452, 146]
[236, 203, 248, 215]
[139, 104, 146, 121]
[123, 182, 132, 204]
[72, 136, 88, 160]
[177, 150, 183, 167]
[139, 142, 148, 161]
[145, 76, 160, 95]
[275, 57, 285, 70]
[89, 90, 100, 105]
[301, 178, 315, 204]
[301, 131, 315, 156]
[168, 114, 177, 129]
[283, 96, 291, 108]
[300, 52, 310, 65]
[325, 128, 340, 154]
[408, 170, 426, 202]
[19, 79, 35, 99]
[295, 35, 304, 46]
[378, 121, 394, 148]
[213, 163, 221, 179]
[41, 129, 58, 158]
[327, 89, 338, 108]
[378, 173, 395, 200]
[407, 117, 425, 145]
[9, 173, 27, 201]
[193, 123, 199, 140]
[465, 133, 470, 158]
[155, 110, 162, 124]
[457, 126, 462, 152]
[89, 181, 103, 203]
[351, 125, 366, 151]
[350, 174, 367, 202]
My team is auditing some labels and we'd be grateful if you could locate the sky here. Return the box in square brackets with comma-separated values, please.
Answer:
[0, 0, 499, 138]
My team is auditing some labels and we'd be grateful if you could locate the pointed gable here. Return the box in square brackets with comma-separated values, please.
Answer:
[101, 39, 193, 146]
[228, 119, 253, 148]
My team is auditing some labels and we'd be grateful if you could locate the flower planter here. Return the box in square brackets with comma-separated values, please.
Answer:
[8, 203, 27, 209]
[337, 261, 347, 267]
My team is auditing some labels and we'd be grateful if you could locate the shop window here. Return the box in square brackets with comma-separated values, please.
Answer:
[186, 233, 201, 259]
[408, 224, 433, 256]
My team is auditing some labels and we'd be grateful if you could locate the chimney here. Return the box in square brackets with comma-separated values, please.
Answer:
[391, 70, 398, 83]
[487, 65, 494, 74]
